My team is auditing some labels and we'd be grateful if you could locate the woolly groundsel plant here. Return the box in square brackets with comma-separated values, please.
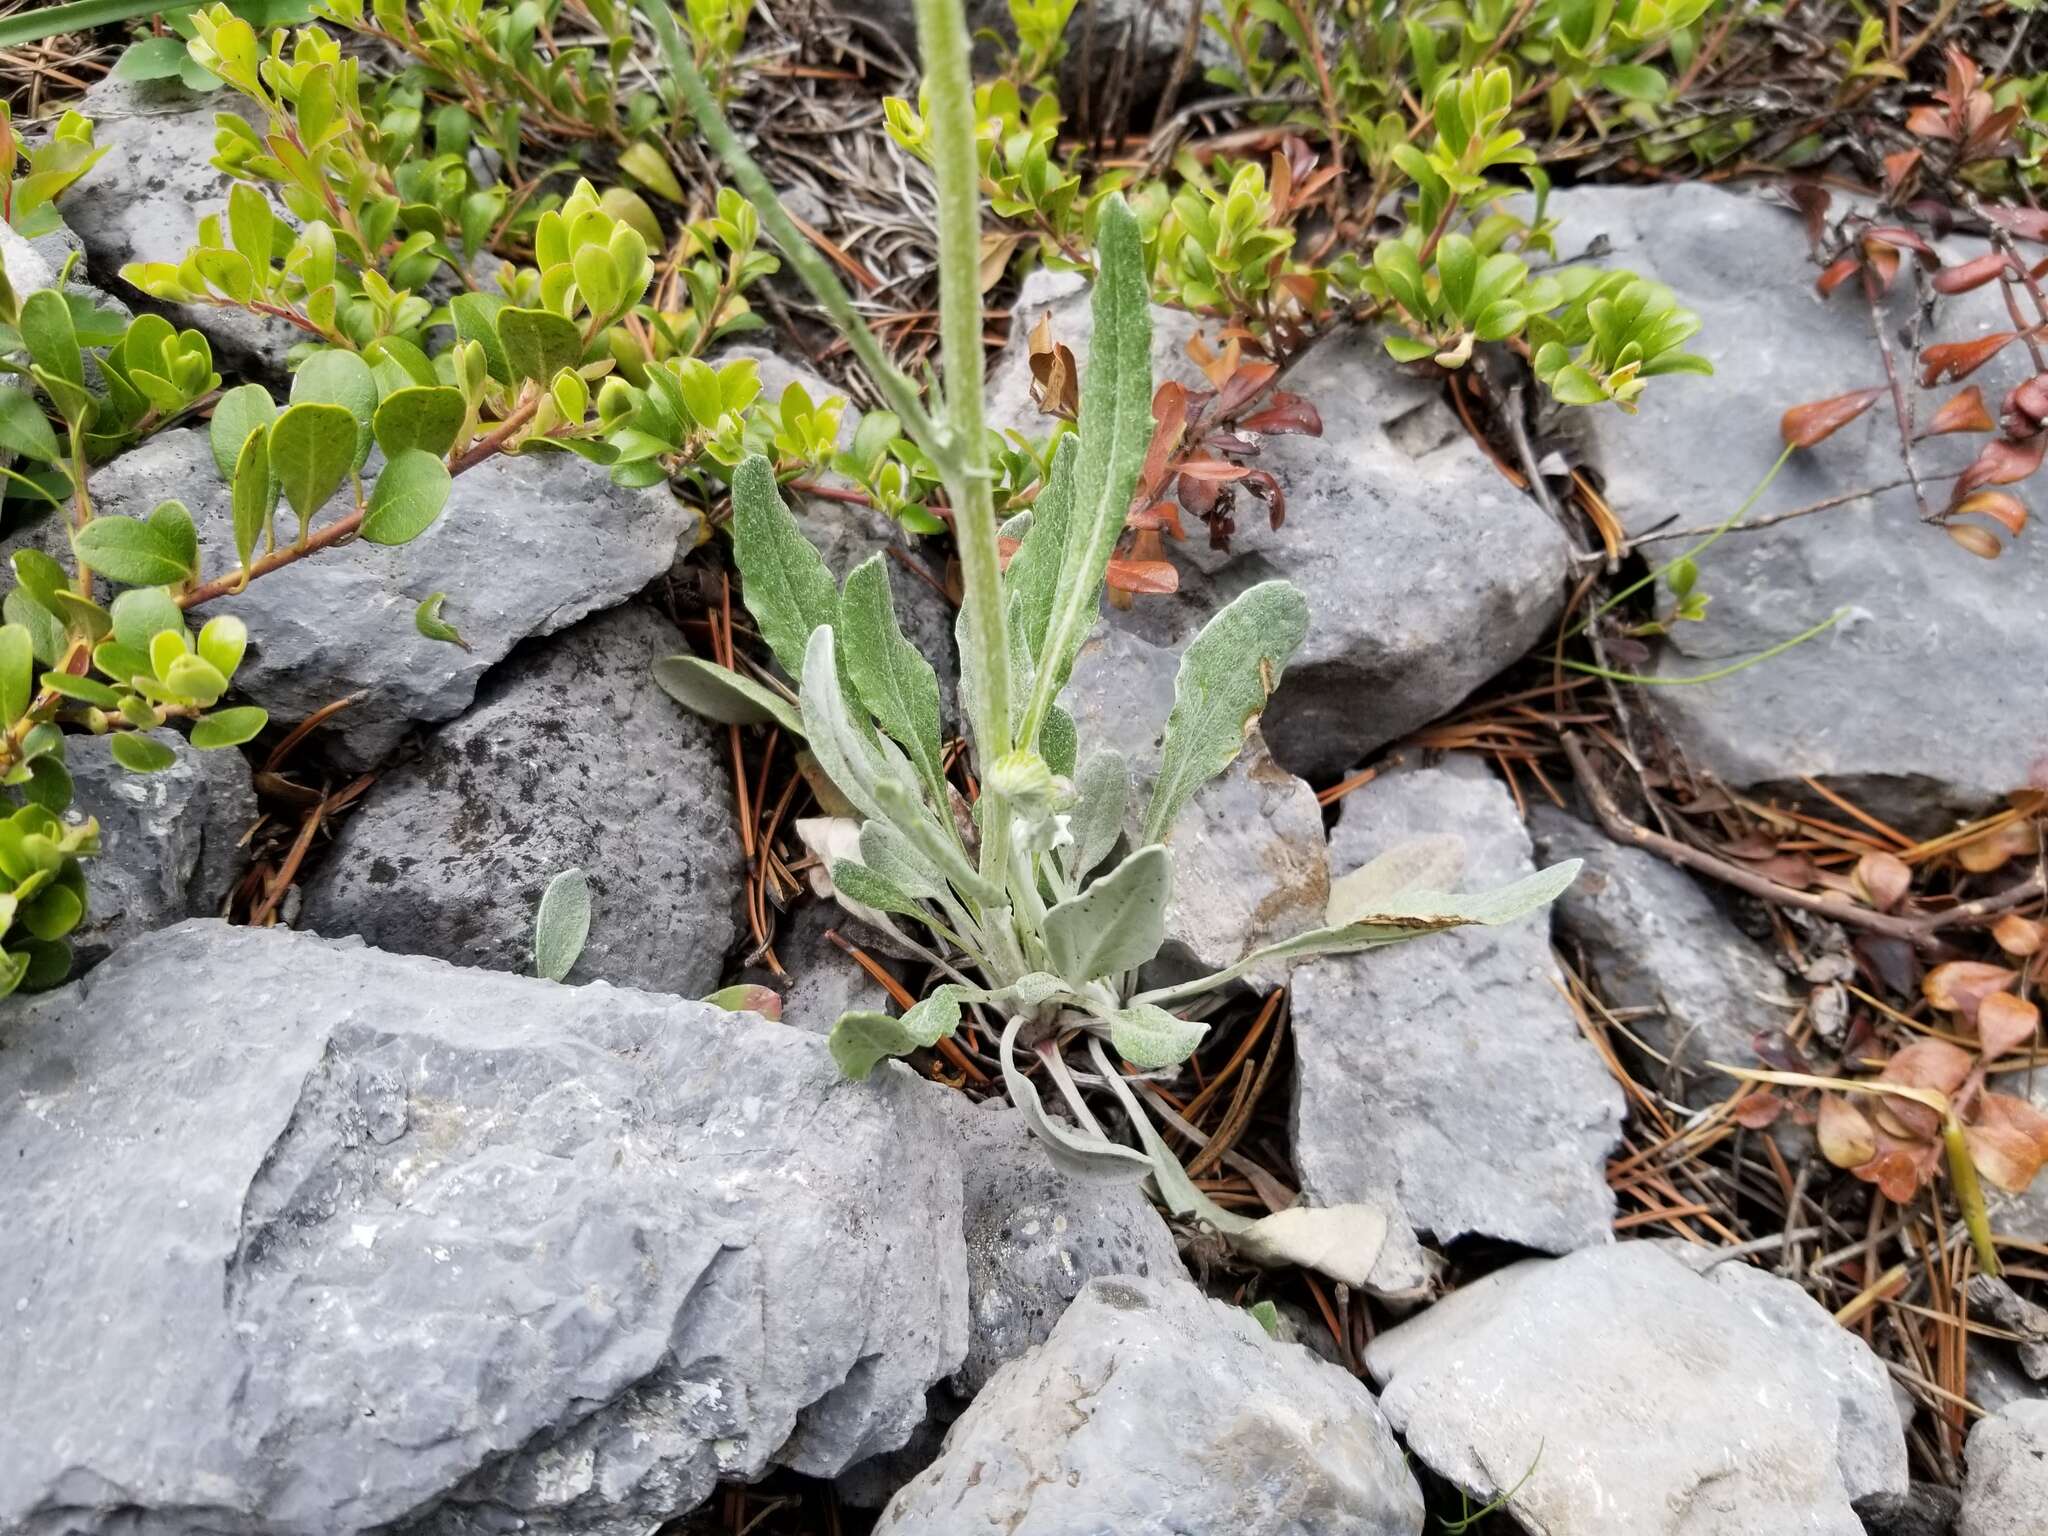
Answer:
[643, 0, 1581, 1286]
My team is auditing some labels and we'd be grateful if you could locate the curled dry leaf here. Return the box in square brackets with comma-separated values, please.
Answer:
[1976, 990, 2041, 1062]
[1965, 1092, 2048, 1192]
[1817, 256, 1862, 297]
[1925, 386, 1996, 436]
[1782, 387, 1886, 448]
[1959, 819, 2040, 873]
[1992, 913, 2046, 955]
[1104, 558, 1179, 595]
[1818, 1091, 1878, 1169]
[1954, 430, 2048, 501]
[1923, 960, 2020, 1020]
[1952, 490, 2028, 537]
[1856, 849, 1913, 912]
[1026, 310, 1079, 420]
[1856, 1133, 1943, 1202]
[1878, 1037, 1975, 1139]
[1948, 522, 2005, 559]
[1921, 333, 2018, 386]
[1731, 1091, 1785, 1129]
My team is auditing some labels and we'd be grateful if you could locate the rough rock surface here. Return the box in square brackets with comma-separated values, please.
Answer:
[874, 1273, 1426, 1536]
[992, 269, 1570, 779]
[63, 728, 255, 973]
[300, 604, 741, 996]
[748, 898, 895, 1035]
[1292, 756, 1624, 1255]
[1960, 1400, 2048, 1536]
[1548, 182, 2048, 817]
[1529, 802, 1798, 1101]
[63, 427, 691, 768]
[1366, 1242, 1908, 1536]
[0, 215, 124, 320]
[1061, 623, 1327, 987]
[839, 1100, 1184, 1509]
[0, 920, 970, 1535]
[57, 74, 300, 376]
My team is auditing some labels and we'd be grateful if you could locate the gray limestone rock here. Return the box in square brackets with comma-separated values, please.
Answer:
[1959, 1399, 2048, 1536]
[63, 427, 691, 768]
[0, 920, 970, 1535]
[874, 1273, 1426, 1536]
[299, 604, 741, 996]
[1547, 181, 2048, 819]
[1292, 756, 1624, 1256]
[62, 728, 255, 973]
[1528, 802, 1800, 1103]
[990, 269, 1570, 779]
[746, 898, 896, 1036]
[57, 73, 299, 377]
[1365, 1241, 1909, 1536]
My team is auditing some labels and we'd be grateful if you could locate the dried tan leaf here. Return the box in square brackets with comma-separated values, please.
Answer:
[1818, 1092, 1877, 1167]
[1856, 850, 1913, 912]
[1925, 386, 1996, 436]
[1923, 961, 2020, 1019]
[1977, 991, 2041, 1061]
[1992, 914, 2046, 956]
[1947, 522, 2005, 559]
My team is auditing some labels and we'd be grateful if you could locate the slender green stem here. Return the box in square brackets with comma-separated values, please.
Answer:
[910, 0, 1012, 765]
[1560, 608, 1847, 686]
[1942, 1115, 2002, 1277]
[1573, 443, 1796, 638]
[642, 2, 939, 451]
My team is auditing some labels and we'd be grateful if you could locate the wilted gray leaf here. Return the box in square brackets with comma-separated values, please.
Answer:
[1325, 833, 1468, 926]
[1000, 1014, 1154, 1180]
[532, 867, 591, 982]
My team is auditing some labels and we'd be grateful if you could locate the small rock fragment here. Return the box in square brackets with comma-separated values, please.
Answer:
[1959, 1400, 2048, 1536]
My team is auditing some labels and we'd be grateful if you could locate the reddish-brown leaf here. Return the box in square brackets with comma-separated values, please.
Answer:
[1731, 1091, 1784, 1129]
[1959, 820, 2040, 873]
[1964, 1120, 2043, 1193]
[1137, 381, 1190, 500]
[1948, 522, 2006, 559]
[1953, 489, 2028, 537]
[1868, 225, 1939, 261]
[1856, 850, 1913, 911]
[1863, 238, 1902, 293]
[1816, 256, 1862, 298]
[1214, 361, 1278, 417]
[1103, 558, 1179, 595]
[1923, 961, 2020, 1019]
[1933, 251, 2019, 294]
[1920, 332, 2017, 386]
[1883, 149, 1922, 194]
[1241, 467, 1286, 531]
[1126, 500, 1188, 537]
[2002, 373, 2048, 438]
[1924, 386, 1995, 436]
[1855, 1136, 1942, 1201]
[1176, 458, 1252, 483]
[1239, 394, 1323, 437]
[1782, 387, 1886, 448]
[1953, 431, 2048, 501]
[1976, 991, 2040, 1061]
[1984, 203, 2048, 244]
[1817, 1092, 1877, 1167]
[1787, 183, 1831, 250]
[1906, 104, 1953, 140]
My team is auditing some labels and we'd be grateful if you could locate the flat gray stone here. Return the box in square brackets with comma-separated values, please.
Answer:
[990, 270, 1569, 779]
[0, 920, 970, 1534]
[65, 427, 691, 768]
[1292, 756, 1624, 1255]
[1366, 1242, 1908, 1536]
[1960, 1399, 2048, 1536]
[1529, 803, 1799, 1104]
[874, 1273, 1426, 1536]
[750, 898, 895, 1035]
[1549, 182, 2048, 818]
[0, 214, 125, 323]
[62, 728, 254, 974]
[58, 73, 299, 377]
[839, 1098, 1184, 1509]
[300, 604, 741, 996]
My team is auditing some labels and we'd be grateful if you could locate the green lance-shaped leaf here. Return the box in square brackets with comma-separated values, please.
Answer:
[830, 984, 968, 1079]
[268, 402, 359, 530]
[210, 382, 276, 480]
[1140, 580, 1309, 845]
[652, 653, 803, 735]
[1065, 749, 1130, 882]
[1044, 842, 1171, 983]
[858, 818, 947, 901]
[838, 553, 946, 809]
[1104, 1002, 1207, 1070]
[372, 385, 467, 460]
[532, 867, 592, 982]
[729, 453, 839, 680]
[231, 424, 276, 571]
[497, 306, 585, 385]
[359, 449, 451, 545]
[1004, 434, 1074, 658]
[1021, 196, 1153, 742]
[0, 623, 34, 726]
[1134, 858, 1584, 1008]
[291, 348, 379, 471]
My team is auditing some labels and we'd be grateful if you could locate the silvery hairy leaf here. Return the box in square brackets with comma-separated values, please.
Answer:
[1141, 580, 1310, 845]
[1044, 843, 1171, 983]
[1102, 1002, 1207, 1070]
[652, 653, 804, 736]
[1000, 1014, 1154, 1181]
[1004, 434, 1074, 658]
[1324, 832, 1467, 926]
[1064, 749, 1130, 883]
[532, 868, 591, 983]
[830, 984, 969, 1079]
[859, 819, 947, 901]
[729, 452, 839, 680]
[798, 625, 924, 827]
[838, 553, 948, 809]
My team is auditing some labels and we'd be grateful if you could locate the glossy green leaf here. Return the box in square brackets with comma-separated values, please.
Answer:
[532, 866, 592, 982]
[231, 422, 275, 571]
[291, 348, 378, 471]
[497, 306, 584, 385]
[360, 449, 451, 545]
[371, 385, 466, 459]
[190, 705, 267, 749]
[0, 624, 33, 725]
[109, 731, 177, 772]
[196, 614, 247, 680]
[72, 514, 194, 587]
[415, 591, 469, 649]
[1044, 843, 1171, 983]
[209, 382, 276, 480]
[1141, 580, 1309, 845]
[268, 401, 358, 527]
[0, 386, 59, 464]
